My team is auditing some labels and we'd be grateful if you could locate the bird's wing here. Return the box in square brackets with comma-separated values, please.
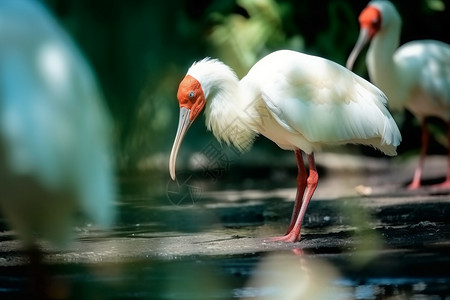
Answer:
[254, 51, 400, 151]
[396, 40, 450, 107]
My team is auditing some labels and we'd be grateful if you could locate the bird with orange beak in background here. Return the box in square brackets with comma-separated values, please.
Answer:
[347, 0, 450, 190]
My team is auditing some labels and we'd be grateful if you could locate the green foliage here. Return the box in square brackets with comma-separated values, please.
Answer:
[44, 0, 450, 171]
[208, 0, 302, 76]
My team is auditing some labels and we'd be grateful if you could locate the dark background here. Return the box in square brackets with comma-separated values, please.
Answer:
[42, 0, 450, 172]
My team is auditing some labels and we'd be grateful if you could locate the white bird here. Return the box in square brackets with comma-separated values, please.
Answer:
[0, 0, 116, 248]
[169, 49, 401, 242]
[346, 0, 450, 189]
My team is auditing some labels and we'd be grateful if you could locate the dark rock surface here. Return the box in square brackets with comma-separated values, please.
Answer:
[1, 153, 450, 299]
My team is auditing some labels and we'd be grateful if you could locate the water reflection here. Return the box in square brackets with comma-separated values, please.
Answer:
[238, 250, 349, 300]
[2, 158, 450, 298]
[2, 247, 450, 299]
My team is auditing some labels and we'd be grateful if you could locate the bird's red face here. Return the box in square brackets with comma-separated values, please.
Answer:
[169, 75, 206, 180]
[346, 5, 382, 70]
[358, 5, 382, 40]
[177, 75, 205, 121]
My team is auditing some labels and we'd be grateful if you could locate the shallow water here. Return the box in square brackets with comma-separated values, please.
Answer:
[1, 161, 450, 299]
[1, 248, 450, 299]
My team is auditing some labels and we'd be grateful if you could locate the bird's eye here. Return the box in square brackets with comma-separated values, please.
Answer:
[188, 91, 195, 99]
[373, 17, 381, 27]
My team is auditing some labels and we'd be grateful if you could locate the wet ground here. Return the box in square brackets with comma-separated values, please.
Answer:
[1, 153, 450, 299]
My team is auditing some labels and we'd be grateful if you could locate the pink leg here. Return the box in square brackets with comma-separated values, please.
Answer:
[285, 149, 307, 234]
[408, 119, 429, 190]
[435, 122, 450, 188]
[270, 152, 318, 242]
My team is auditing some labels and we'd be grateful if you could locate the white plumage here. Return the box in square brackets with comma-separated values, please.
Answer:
[347, 0, 450, 189]
[0, 0, 115, 246]
[170, 49, 401, 242]
[241, 50, 399, 154]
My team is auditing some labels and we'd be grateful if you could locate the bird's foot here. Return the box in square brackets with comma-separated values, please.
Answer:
[266, 232, 300, 243]
[408, 179, 450, 191]
[431, 179, 450, 191]
[407, 180, 421, 190]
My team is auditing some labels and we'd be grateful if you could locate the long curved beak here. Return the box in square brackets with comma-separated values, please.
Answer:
[346, 28, 370, 70]
[169, 107, 192, 180]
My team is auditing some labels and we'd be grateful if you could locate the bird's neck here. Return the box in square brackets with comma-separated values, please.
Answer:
[366, 23, 406, 110]
[202, 72, 259, 152]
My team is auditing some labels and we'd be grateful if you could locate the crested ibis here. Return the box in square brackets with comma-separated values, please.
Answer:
[170, 49, 401, 242]
[347, 0, 450, 189]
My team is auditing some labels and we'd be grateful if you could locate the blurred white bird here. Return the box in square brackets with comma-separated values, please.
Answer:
[0, 0, 116, 248]
[347, 0, 450, 189]
[170, 49, 401, 242]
